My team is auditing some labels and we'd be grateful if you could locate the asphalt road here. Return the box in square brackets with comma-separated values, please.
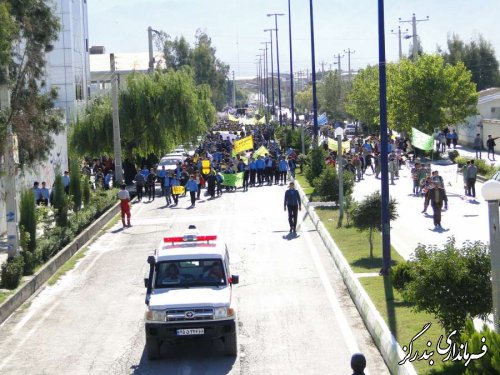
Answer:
[0, 183, 389, 375]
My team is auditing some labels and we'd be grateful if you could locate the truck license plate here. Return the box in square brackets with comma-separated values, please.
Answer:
[177, 328, 204, 336]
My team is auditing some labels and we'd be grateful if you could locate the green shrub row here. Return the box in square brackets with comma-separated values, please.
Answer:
[0, 189, 118, 290]
[455, 156, 498, 178]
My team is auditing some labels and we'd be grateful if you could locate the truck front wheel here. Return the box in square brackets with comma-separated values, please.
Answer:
[223, 332, 238, 356]
[146, 336, 161, 360]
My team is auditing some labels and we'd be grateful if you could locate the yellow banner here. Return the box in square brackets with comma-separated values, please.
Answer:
[233, 135, 254, 154]
[228, 114, 239, 122]
[201, 159, 211, 174]
[172, 186, 185, 195]
[240, 156, 249, 165]
[253, 145, 269, 158]
[327, 138, 351, 153]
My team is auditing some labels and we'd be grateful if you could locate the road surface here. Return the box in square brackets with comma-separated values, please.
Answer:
[0, 184, 389, 375]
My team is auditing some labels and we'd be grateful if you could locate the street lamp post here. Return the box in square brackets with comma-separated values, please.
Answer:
[147, 26, 160, 74]
[335, 126, 345, 227]
[482, 180, 500, 332]
[308, 0, 319, 140]
[378, 0, 391, 275]
[267, 13, 284, 127]
[287, 0, 295, 130]
[264, 29, 275, 117]
[260, 42, 270, 118]
[110, 53, 123, 184]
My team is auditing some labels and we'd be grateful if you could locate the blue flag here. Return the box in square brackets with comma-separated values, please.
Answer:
[317, 112, 328, 126]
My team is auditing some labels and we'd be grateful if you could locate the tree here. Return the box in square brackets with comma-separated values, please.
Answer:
[351, 191, 398, 258]
[52, 174, 68, 227]
[345, 65, 382, 131]
[294, 86, 313, 114]
[313, 166, 354, 203]
[393, 238, 491, 334]
[70, 70, 215, 159]
[0, 0, 63, 166]
[304, 146, 325, 186]
[442, 34, 500, 91]
[82, 175, 90, 207]
[69, 159, 82, 212]
[390, 55, 478, 135]
[318, 71, 350, 120]
[19, 188, 36, 252]
[161, 30, 229, 110]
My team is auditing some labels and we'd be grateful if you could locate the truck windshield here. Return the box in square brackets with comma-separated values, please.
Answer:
[155, 259, 226, 288]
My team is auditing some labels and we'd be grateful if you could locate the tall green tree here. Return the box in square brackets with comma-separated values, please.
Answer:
[351, 191, 398, 259]
[69, 159, 82, 212]
[346, 65, 381, 130]
[390, 54, 478, 134]
[71, 70, 215, 158]
[161, 30, 229, 110]
[294, 86, 313, 114]
[442, 33, 500, 91]
[0, 0, 63, 165]
[318, 72, 350, 120]
[19, 188, 36, 252]
[53, 174, 68, 227]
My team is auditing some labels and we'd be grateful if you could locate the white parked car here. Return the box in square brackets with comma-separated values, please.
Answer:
[144, 225, 239, 359]
[156, 156, 183, 174]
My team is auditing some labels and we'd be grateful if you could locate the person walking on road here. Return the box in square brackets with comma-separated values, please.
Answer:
[428, 180, 446, 230]
[466, 160, 478, 198]
[185, 174, 199, 208]
[284, 181, 301, 234]
[118, 184, 131, 228]
[134, 170, 145, 202]
[486, 134, 499, 161]
[163, 172, 172, 206]
[146, 168, 156, 201]
[473, 133, 483, 159]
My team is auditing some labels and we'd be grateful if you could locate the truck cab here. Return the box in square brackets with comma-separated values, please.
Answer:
[144, 225, 239, 360]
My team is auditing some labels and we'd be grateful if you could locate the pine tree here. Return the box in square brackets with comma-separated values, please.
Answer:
[69, 159, 82, 212]
[53, 174, 68, 227]
[19, 189, 36, 252]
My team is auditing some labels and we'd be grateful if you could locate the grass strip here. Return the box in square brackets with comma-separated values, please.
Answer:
[0, 291, 11, 304]
[303, 184, 453, 373]
[47, 246, 88, 286]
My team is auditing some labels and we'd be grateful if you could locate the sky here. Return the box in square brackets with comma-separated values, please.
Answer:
[87, 0, 500, 79]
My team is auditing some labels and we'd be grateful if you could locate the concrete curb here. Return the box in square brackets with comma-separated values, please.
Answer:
[295, 179, 416, 375]
[0, 202, 121, 325]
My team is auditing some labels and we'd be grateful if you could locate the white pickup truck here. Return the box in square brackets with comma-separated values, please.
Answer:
[144, 225, 239, 359]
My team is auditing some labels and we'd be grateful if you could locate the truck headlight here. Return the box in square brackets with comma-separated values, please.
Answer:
[214, 307, 235, 319]
[145, 309, 165, 322]
[214, 307, 228, 319]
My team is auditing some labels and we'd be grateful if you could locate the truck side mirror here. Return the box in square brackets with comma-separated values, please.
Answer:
[144, 278, 149, 288]
[231, 275, 239, 285]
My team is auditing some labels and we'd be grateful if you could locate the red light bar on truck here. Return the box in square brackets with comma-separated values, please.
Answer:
[163, 235, 217, 244]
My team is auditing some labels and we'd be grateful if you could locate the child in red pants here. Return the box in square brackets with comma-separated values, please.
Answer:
[118, 184, 131, 227]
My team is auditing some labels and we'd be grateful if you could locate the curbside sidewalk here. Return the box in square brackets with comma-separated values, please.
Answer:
[0, 202, 121, 325]
[295, 178, 417, 375]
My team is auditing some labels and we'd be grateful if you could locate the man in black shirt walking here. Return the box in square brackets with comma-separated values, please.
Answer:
[284, 181, 301, 233]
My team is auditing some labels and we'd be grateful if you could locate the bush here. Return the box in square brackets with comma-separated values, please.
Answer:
[313, 166, 355, 203]
[82, 175, 91, 207]
[304, 146, 326, 186]
[455, 156, 497, 178]
[22, 248, 42, 275]
[350, 191, 398, 258]
[398, 237, 491, 334]
[20, 189, 37, 252]
[460, 318, 500, 374]
[1, 255, 25, 289]
[70, 159, 82, 212]
[391, 261, 413, 291]
[275, 126, 311, 154]
[53, 174, 68, 227]
[447, 149, 459, 162]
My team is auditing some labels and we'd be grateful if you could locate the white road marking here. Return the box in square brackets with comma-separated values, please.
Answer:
[299, 217, 367, 368]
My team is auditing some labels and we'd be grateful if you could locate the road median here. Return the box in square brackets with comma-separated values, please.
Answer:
[295, 178, 417, 375]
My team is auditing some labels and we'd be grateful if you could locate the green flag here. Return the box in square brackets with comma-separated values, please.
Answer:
[221, 172, 244, 188]
[411, 127, 434, 151]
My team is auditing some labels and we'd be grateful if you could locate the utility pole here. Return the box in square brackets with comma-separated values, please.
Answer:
[334, 53, 344, 77]
[232, 71, 236, 107]
[268, 13, 285, 127]
[264, 29, 275, 117]
[260, 41, 270, 115]
[344, 48, 355, 80]
[321, 61, 325, 76]
[399, 13, 429, 60]
[148, 27, 154, 74]
[391, 26, 408, 61]
[0, 67, 20, 258]
[110, 54, 123, 184]
[287, 0, 295, 130]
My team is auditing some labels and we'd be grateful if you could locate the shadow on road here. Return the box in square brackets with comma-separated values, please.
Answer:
[130, 342, 236, 375]
[383, 275, 398, 339]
